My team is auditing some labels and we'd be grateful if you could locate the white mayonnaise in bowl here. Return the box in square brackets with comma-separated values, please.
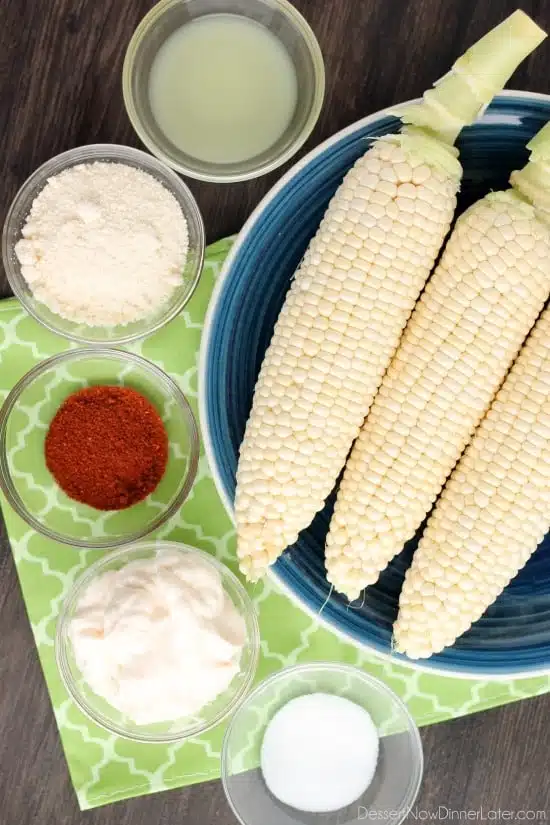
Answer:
[55, 541, 260, 742]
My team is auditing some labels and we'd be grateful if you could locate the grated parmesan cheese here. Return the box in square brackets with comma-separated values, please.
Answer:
[15, 162, 189, 326]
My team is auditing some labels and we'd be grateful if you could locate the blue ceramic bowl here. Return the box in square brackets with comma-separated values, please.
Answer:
[200, 91, 550, 679]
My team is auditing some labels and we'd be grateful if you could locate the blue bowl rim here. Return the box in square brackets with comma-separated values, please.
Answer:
[199, 89, 550, 681]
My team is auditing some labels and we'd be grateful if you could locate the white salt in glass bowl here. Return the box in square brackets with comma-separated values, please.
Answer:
[56, 541, 260, 742]
[222, 663, 423, 825]
[2, 144, 205, 345]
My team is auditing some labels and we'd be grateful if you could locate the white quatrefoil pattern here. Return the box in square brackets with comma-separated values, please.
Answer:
[1, 239, 549, 810]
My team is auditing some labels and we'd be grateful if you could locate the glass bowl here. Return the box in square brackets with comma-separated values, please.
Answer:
[123, 0, 325, 182]
[56, 541, 260, 742]
[2, 144, 205, 345]
[222, 663, 423, 825]
[0, 348, 200, 547]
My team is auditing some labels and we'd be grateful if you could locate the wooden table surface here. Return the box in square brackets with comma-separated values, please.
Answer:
[1, 0, 550, 821]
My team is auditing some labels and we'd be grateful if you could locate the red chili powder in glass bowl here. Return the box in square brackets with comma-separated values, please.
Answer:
[44, 385, 168, 511]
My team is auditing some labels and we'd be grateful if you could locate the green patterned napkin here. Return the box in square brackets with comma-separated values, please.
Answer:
[1, 238, 549, 811]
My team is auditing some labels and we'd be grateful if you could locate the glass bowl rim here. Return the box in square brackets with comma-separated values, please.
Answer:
[221, 662, 424, 825]
[122, 0, 326, 182]
[55, 540, 261, 742]
[2, 142, 205, 345]
[0, 347, 200, 547]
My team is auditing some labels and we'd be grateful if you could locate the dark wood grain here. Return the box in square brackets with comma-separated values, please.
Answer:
[1, 0, 550, 822]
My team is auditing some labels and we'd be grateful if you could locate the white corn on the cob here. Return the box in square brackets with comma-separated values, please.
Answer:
[235, 12, 546, 581]
[237, 140, 457, 578]
[325, 123, 550, 600]
[394, 304, 550, 658]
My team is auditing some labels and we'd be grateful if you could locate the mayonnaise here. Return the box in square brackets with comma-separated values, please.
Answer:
[68, 550, 246, 724]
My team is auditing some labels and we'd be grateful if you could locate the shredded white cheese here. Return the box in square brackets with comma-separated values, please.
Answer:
[15, 162, 189, 326]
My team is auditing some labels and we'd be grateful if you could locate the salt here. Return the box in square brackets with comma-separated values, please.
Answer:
[260, 692, 379, 813]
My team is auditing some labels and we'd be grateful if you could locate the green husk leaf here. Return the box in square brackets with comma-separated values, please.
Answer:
[377, 131, 462, 181]
[397, 10, 546, 145]
[510, 121, 550, 221]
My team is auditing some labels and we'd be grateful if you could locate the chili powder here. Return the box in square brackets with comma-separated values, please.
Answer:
[45, 385, 168, 511]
